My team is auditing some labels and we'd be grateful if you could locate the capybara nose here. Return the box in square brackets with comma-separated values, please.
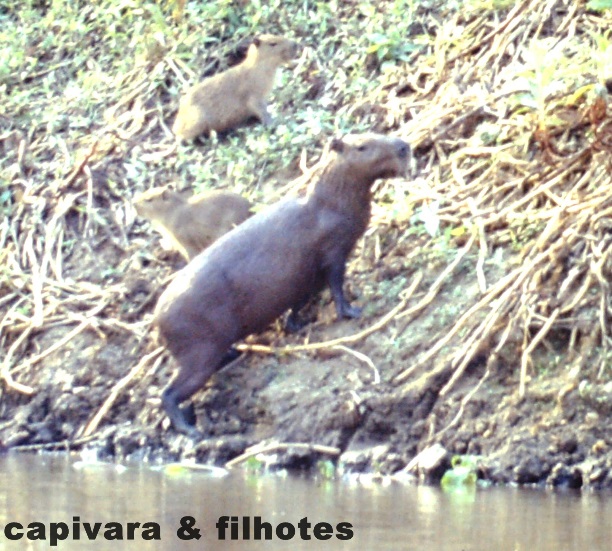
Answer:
[395, 139, 410, 158]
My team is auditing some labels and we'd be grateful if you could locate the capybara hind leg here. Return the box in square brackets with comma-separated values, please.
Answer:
[219, 347, 241, 367]
[162, 345, 224, 434]
[161, 386, 200, 436]
[180, 402, 196, 426]
[284, 294, 312, 333]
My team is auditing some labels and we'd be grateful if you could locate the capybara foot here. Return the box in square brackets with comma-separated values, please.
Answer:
[338, 303, 362, 320]
[162, 390, 198, 435]
[284, 310, 308, 333]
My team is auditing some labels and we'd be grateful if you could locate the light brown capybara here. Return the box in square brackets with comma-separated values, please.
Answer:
[134, 186, 252, 261]
[172, 34, 299, 140]
[154, 134, 411, 434]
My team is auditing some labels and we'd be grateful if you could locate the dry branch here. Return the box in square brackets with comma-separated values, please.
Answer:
[225, 441, 340, 469]
[236, 271, 422, 356]
[80, 347, 165, 438]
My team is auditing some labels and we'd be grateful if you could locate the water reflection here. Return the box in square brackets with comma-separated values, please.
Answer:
[0, 453, 610, 550]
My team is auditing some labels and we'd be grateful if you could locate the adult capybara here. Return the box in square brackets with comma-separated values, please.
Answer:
[133, 186, 252, 261]
[172, 34, 299, 140]
[155, 134, 410, 434]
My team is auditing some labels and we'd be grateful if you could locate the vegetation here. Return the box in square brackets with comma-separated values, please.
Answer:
[0, 0, 611, 468]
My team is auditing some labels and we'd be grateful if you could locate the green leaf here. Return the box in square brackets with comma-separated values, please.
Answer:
[587, 0, 612, 11]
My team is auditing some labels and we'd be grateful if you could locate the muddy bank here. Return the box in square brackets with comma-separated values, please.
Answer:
[2, 248, 611, 489]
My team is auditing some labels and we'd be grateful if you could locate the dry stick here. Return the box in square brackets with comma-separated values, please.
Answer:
[225, 442, 341, 470]
[236, 272, 422, 355]
[590, 248, 611, 379]
[395, 233, 476, 330]
[42, 217, 66, 294]
[597, 290, 608, 379]
[23, 235, 44, 328]
[18, 301, 110, 370]
[81, 346, 165, 438]
[333, 345, 380, 384]
[11, 433, 104, 453]
[561, 272, 593, 314]
[60, 140, 99, 190]
[439, 297, 517, 398]
[396, 245, 550, 387]
[1, 325, 35, 395]
[467, 197, 488, 293]
[0, 292, 19, 312]
[519, 308, 560, 397]
[430, 368, 491, 444]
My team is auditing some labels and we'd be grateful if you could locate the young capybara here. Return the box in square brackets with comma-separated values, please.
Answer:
[154, 134, 410, 434]
[172, 34, 299, 141]
[133, 186, 252, 261]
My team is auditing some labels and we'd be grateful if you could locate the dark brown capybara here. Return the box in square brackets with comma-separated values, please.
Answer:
[133, 186, 252, 261]
[172, 34, 299, 141]
[155, 134, 410, 434]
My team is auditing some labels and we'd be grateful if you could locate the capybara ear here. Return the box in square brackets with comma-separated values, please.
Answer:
[329, 137, 344, 153]
[162, 185, 173, 200]
[253, 36, 261, 48]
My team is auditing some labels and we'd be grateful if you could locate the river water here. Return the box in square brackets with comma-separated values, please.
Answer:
[0, 453, 610, 550]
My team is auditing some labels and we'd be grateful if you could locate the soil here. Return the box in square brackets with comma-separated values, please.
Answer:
[2, 0, 612, 489]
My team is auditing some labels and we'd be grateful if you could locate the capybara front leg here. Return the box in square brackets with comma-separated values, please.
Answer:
[326, 261, 362, 320]
[248, 97, 272, 125]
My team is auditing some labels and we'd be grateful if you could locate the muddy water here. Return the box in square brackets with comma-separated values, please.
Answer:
[0, 454, 611, 550]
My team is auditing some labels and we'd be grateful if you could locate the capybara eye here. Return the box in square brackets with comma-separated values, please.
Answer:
[270, 42, 278, 47]
[357, 145, 368, 152]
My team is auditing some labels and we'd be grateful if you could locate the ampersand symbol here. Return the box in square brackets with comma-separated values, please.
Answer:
[177, 516, 201, 540]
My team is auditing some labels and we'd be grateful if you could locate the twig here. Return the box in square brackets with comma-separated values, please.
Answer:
[236, 272, 422, 355]
[519, 308, 560, 396]
[225, 442, 341, 469]
[1, 325, 35, 395]
[429, 367, 491, 443]
[333, 345, 380, 384]
[395, 233, 476, 332]
[60, 140, 99, 190]
[18, 301, 110, 370]
[79, 346, 165, 438]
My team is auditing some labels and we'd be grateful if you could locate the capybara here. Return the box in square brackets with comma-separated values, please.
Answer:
[172, 34, 299, 140]
[155, 134, 410, 434]
[134, 186, 252, 261]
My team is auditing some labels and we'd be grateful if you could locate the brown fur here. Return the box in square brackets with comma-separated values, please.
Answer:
[172, 34, 298, 140]
[134, 186, 252, 261]
[154, 134, 410, 434]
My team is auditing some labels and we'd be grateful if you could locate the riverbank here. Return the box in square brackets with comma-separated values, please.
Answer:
[1, 0, 612, 487]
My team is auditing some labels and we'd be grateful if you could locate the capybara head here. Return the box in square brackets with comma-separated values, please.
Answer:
[133, 185, 183, 218]
[251, 34, 299, 64]
[326, 133, 410, 185]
